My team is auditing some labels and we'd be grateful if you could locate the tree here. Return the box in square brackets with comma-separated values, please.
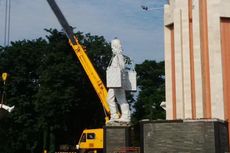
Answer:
[35, 29, 113, 152]
[132, 60, 165, 123]
[0, 29, 113, 153]
[0, 38, 48, 153]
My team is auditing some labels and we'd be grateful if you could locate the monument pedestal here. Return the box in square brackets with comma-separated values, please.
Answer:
[140, 119, 229, 153]
[104, 125, 131, 153]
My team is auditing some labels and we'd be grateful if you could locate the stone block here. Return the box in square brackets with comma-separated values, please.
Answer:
[140, 119, 229, 153]
[104, 125, 130, 153]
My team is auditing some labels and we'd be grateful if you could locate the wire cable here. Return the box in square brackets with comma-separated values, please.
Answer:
[7, 0, 11, 45]
[3, 0, 11, 47]
[4, 0, 8, 47]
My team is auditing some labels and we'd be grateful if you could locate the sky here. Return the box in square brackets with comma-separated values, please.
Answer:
[0, 0, 167, 64]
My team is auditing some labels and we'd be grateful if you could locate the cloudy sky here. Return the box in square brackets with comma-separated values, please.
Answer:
[0, 0, 167, 63]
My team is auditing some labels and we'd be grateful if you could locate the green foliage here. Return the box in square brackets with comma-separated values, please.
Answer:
[0, 38, 47, 153]
[0, 29, 112, 153]
[132, 60, 165, 123]
[0, 29, 165, 153]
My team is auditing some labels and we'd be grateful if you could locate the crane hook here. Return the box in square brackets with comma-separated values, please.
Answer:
[2, 72, 7, 84]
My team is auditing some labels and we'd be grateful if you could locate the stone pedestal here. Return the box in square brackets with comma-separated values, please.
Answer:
[140, 119, 229, 153]
[104, 125, 130, 153]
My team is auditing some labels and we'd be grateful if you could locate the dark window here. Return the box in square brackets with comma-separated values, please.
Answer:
[87, 133, 95, 140]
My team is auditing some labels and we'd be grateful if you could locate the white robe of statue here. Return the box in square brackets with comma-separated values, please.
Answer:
[107, 38, 130, 123]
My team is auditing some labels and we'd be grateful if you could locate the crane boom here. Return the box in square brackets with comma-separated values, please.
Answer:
[46, 0, 110, 115]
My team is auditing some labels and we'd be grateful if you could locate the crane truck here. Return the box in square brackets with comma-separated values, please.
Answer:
[46, 0, 116, 152]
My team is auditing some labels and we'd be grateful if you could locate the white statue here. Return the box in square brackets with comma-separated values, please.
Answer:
[106, 38, 136, 124]
[0, 104, 15, 113]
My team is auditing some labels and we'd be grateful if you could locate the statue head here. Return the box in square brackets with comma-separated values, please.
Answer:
[111, 38, 122, 54]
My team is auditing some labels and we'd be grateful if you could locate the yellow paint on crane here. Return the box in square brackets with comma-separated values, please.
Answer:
[69, 37, 110, 114]
[78, 128, 103, 149]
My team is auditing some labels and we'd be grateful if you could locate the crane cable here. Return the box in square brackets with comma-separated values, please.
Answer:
[3, 0, 11, 47]
[0, 86, 6, 108]
[1, 0, 10, 108]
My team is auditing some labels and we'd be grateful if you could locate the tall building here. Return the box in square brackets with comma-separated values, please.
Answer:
[164, 0, 230, 123]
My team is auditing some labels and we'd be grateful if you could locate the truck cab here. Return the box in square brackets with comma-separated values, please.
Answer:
[77, 129, 103, 151]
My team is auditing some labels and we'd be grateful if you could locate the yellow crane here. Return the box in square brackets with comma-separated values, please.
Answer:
[46, 0, 110, 152]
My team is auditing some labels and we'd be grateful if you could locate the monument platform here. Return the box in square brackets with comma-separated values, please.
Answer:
[104, 125, 131, 153]
[140, 119, 229, 153]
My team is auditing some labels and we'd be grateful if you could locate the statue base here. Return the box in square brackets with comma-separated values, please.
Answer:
[104, 125, 131, 153]
[140, 119, 229, 153]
